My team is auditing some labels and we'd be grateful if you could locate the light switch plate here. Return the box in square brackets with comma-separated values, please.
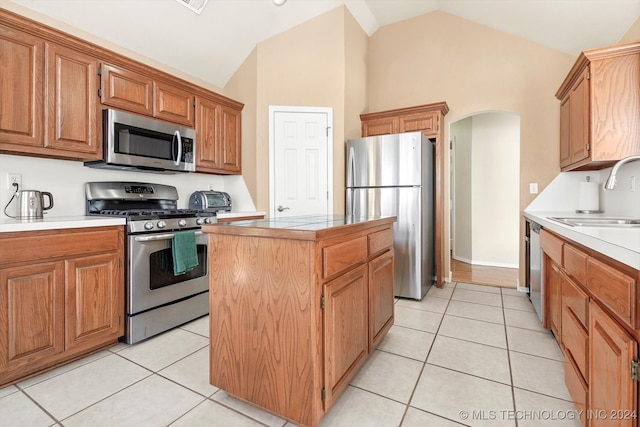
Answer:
[529, 183, 538, 194]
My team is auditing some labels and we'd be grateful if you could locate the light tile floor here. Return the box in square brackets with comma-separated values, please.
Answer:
[0, 281, 581, 427]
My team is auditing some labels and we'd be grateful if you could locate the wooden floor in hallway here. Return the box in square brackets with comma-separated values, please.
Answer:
[451, 258, 519, 288]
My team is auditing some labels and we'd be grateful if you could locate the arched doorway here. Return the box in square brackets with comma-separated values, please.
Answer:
[449, 111, 520, 287]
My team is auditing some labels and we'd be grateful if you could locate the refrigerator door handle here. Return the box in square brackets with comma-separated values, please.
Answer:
[347, 146, 356, 188]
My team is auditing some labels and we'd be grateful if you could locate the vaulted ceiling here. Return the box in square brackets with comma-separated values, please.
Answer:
[6, 0, 640, 88]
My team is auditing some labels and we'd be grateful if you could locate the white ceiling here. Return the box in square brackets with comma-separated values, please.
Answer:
[7, 0, 640, 88]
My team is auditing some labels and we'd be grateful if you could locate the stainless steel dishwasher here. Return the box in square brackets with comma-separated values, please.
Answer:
[526, 220, 543, 321]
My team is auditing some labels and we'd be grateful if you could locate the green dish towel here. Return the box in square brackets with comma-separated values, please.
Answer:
[172, 231, 199, 275]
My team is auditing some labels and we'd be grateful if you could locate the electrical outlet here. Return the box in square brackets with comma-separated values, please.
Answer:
[6, 173, 21, 191]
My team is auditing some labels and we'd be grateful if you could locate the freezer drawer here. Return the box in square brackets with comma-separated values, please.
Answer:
[347, 187, 433, 299]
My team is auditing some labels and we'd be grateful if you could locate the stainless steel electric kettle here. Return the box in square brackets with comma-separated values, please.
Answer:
[17, 190, 54, 219]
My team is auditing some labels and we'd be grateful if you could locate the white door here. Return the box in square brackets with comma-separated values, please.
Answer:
[269, 106, 333, 218]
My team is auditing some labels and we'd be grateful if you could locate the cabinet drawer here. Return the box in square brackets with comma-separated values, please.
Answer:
[368, 229, 393, 258]
[0, 227, 122, 265]
[562, 275, 588, 328]
[564, 356, 587, 427]
[586, 257, 636, 327]
[561, 306, 588, 380]
[563, 244, 587, 284]
[540, 229, 563, 265]
[323, 237, 367, 278]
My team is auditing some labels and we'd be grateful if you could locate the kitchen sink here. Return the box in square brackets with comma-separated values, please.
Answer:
[549, 217, 640, 227]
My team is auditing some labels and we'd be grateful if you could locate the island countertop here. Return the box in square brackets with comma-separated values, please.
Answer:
[202, 214, 397, 240]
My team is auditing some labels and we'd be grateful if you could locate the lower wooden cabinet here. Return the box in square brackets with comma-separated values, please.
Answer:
[0, 227, 124, 386]
[206, 217, 395, 427]
[323, 264, 368, 408]
[546, 259, 562, 338]
[540, 226, 640, 427]
[368, 249, 394, 351]
[589, 301, 637, 427]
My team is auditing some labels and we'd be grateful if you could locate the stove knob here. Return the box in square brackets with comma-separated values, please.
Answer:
[144, 222, 154, 230]
[178, 219, 187, 227]
[157, 220, 166, 229]
[196, 218, 205, 225]
[205, 217, 215, 224]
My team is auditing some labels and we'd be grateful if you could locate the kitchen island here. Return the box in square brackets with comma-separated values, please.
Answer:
[202, 215, 396, 427]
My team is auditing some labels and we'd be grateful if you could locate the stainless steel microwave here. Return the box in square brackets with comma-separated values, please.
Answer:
[85, 109, 196, 173]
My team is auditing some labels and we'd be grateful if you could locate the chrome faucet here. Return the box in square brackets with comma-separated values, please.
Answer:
[603, 155, 640, 190]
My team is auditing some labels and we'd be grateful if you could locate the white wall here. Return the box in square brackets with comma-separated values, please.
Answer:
[452, 117, 472, 261]
[0, 154, 256, 218]
[451, 112, 520, 268]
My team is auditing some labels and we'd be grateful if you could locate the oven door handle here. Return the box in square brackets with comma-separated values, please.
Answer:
[134, 231, 204, 242]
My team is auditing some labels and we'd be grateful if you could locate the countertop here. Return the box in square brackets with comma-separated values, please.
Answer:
[216, 211, 266, 221]
[0, 211, 265, 233]
[0, 216, 126, 233]
[523, 211, 640, 270]
[203, 214, 397, 240]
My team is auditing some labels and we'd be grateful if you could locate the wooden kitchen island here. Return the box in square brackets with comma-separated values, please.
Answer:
[202, 215, 396, 427]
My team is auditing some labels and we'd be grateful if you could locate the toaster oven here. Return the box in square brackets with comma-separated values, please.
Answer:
[188, 191, 232, 212]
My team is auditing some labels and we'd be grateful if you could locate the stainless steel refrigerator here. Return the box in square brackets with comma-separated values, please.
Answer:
[346, 131, 434, 300]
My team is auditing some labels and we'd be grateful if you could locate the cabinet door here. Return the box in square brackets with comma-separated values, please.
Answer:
[65, 253, 123, 351]
[45, 43, 100, 158]
[100, 63, 152, 116]
[545, 258, 562, 341]
[559, 95, 571, 168]
[0, 262, 64, 382]
[568, 68, 590, 166]
[368, 250, 394, 352]
[195, 96, 222, 172]
[361, 117, 398, 137]
[220, 105, 241, 173]
[0, 25, 44, 148]
[399, 111, 437, 136]
[323, 265, 368, 409]
[153, 81, 194, 127]
[588, 301, 637, 427]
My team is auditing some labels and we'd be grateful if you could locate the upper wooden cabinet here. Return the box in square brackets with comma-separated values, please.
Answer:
[100, 63, 195, 127]
[0, 8, 244, 173]
[556, 42, 640, 171]
[100, 64, 195, 127]
[195, 96, 242, 174]
[99, 63, 153, 116]
[360, 102, 448, 138]
[46, 43, 101, 156]
[0, 24, 44, 148]
[0, 25, 101, 160]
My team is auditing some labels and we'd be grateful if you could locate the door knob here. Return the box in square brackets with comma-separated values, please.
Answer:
[277, 205, 290, 212]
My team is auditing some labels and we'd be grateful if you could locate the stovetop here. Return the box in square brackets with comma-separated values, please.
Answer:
[85, 181, 219, 234]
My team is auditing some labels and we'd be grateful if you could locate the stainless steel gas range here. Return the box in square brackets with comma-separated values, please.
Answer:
[86, 181, 227, 344]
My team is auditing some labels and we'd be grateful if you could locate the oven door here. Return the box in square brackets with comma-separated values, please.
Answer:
[128, 230, 208, 315]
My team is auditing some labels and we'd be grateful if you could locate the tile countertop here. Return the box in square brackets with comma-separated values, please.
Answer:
[215, 211, 266, 221]
[524, 211, 640, 270]
[0, 216, 126, 233]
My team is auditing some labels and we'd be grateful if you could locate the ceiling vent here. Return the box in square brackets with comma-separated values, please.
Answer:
[175, 0, 209, 14]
